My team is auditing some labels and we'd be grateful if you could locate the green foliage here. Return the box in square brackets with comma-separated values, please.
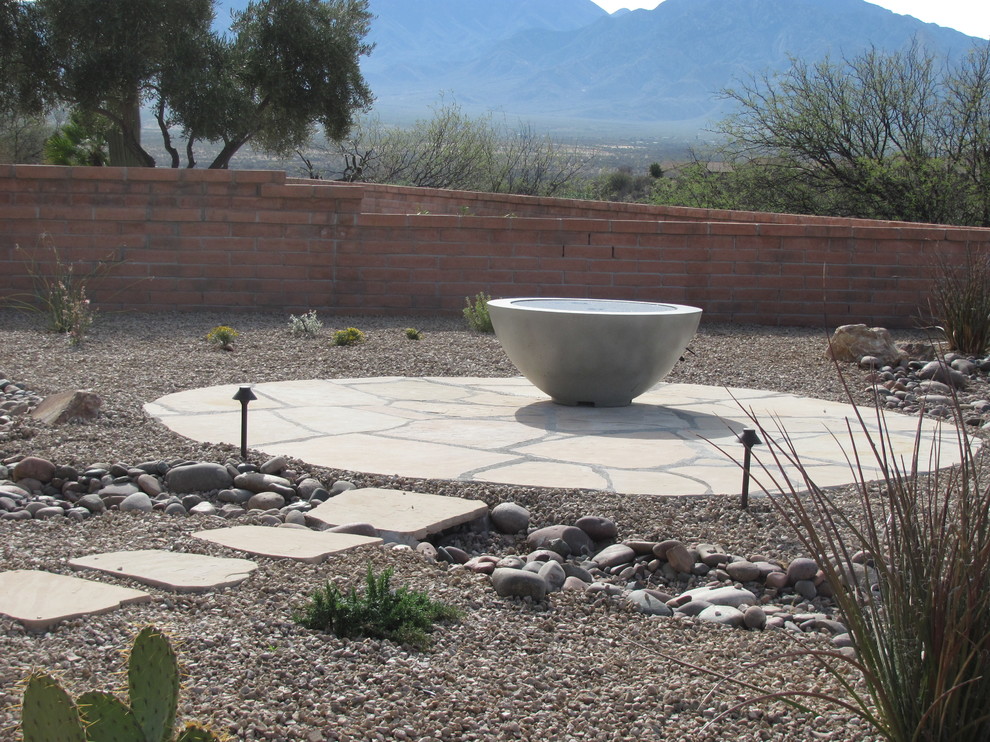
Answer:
[43, 109, 109, 166]
[463, 292, 494, 333]
[332, 327, 365, 346]
[688, 387, 990, 741]
[404, 327, 422, 340]
[930, 247, 990, 355]
[205, 325, 238, 350]
[5, 0, 373, 169]
[20, 626, 222, 741]
[0, 109, 52, 164]
[287, 310, 324, 338]
[294, 565, 462, 650]
[700, 42, 990, 225]
[9, 241, 120, 345]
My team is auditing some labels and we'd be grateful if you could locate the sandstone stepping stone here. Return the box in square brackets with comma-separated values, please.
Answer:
[307, 488, 487, 541]
[0, 570, 151, 631]
[69, 549, 257, 593]
[193, 525, 382, 563]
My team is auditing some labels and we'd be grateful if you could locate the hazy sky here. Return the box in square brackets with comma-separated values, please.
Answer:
[590, 0, 990, 40]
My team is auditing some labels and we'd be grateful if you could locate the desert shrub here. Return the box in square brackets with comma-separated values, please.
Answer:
[294, 565, 461, 650]
[463, 292, 493, 333]
[692, 384, 990, 741]
[10, 241, 121, 345]
[332, 327, 365, 346]
[205, 325, 238, 350]
[404, 327, 422, 340]
[930, 246, 990, 355]
[288, 309, 324, 337]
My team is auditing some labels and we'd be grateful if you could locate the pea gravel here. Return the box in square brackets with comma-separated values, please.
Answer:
[0, 309, 965, 741]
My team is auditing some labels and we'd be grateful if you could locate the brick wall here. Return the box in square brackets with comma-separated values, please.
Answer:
[1, 165, 987, 327]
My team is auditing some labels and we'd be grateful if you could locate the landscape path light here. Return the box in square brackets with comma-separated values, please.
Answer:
[233, 385, 257, 460]
[738, 427, 763, 510]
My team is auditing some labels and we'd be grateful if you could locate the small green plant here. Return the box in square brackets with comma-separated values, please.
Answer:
[205, 325, 238, 351]
[294, 565, 462, 650]
[20, 626, 223, 741]
[288, 309, 323, 337]
[463, 292, 494, 333]
[10, 241, 120, 346]
[332, 327, 365, 346]
[404, 327, 422, 340]
[930, 246, 990, 355]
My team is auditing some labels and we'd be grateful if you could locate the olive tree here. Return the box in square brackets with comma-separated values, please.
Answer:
[2, 0, 373, 168]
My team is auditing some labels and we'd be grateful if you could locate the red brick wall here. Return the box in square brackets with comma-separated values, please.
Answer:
[1, 165, 987, 327]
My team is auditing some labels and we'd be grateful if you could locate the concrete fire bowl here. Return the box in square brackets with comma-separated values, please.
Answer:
[487, 298, 703, 407]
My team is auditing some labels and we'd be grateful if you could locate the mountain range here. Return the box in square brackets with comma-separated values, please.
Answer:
[215, 0, 985, 137]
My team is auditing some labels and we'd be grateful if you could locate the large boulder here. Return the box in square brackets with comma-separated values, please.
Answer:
[29, 390, 102, 425]
[826, 325, 904, 366]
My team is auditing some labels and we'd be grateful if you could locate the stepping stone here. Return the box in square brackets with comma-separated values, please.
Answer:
[69, 550, 257, 593]
[0, 570, 151, 631]
[192, 525, 382, 563]
[307, 487, 488, 541]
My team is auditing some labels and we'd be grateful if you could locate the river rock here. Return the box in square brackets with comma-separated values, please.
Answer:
[538, 560, 566, 592]
[698, 605, 745, 627]
[527, 525, 594, 556]
[665, 543, 695, 574]
[166, 463, 233, 493]
[682, 585, 757, 608]
[592, 543, 635, 569]
[786, 557, 819, 584]
[490, 502, 530, 533]
[627, 590, 673, 616]
[247, 492, 285, 510]
[12, 456, 56, 484]
[490, 568, 547, 600]
[575, 516, 618, 541]
[119, 492, 154, 513]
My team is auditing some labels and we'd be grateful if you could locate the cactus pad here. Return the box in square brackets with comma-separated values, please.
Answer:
[127, 626, 180, 742]
[77, 690, 145, 742]
[21, 672, 87, 742]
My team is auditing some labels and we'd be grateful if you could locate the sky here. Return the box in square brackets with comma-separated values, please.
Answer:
[590, 0, 990, 40]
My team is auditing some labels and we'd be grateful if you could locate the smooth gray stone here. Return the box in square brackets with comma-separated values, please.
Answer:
[166, 463, 233, 494]
[491, 568, 547, 600]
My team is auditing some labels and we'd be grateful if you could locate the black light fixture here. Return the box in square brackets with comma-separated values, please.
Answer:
[233, 385, 257, 460]
[738, 427, 762, 509]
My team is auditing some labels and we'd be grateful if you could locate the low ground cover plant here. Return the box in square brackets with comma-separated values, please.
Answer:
[463, 292, 493, 333]
[205, 325, 238, 351]
[294, 565, 461, 650]
[332, 327, 365, 346]
[288, 309, 324, 337]
[404, 327, 422, 340]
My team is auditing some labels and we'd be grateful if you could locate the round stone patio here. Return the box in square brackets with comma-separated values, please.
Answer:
[145, 377, 967, 497]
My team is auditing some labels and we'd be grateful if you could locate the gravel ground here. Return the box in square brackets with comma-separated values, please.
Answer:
[0, 309, 975, 741]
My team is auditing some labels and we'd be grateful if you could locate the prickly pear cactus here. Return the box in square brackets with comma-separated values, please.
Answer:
[77, 690, 145, 741]
[127, 626, 180, 742]
[21, 672, 87, 742]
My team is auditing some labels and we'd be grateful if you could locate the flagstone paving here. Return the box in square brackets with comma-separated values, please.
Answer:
[146, 377, 970, 496]
[69, 549, 258, 593]
[307, 487, 488, 541]
[191, 525, 383, 563]
[0, 570, 152, 631]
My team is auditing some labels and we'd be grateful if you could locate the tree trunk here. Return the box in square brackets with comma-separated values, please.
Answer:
[107, 95, 154, 167]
